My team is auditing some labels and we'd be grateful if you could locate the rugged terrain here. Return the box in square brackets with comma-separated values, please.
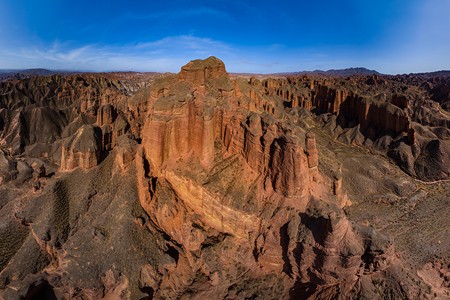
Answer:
[0, 57, 449, 299]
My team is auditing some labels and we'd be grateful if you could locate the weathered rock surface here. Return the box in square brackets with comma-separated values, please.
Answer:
[0, 73, 154, 162]
[179, 56, 228, 86]
[235, 73, 449, 181]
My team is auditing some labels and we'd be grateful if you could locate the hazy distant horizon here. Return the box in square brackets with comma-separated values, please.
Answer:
[3, 65, 450, 77]
[1, 0, 449, 74]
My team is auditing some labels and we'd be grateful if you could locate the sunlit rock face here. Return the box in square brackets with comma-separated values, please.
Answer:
[135, 57, 384, 299]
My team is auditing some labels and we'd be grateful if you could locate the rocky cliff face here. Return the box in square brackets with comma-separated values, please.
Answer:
[235, 74, 449, 181]
[0, 58, 448, 299]
[258, 76, 412, 135]
[132, 57, 411, 299]
[0, 73, 153, 162]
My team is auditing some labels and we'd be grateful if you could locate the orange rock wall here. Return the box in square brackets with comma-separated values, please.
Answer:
[143, 100, 216, 172]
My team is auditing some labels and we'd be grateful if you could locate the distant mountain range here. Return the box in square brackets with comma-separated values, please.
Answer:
[271, 67, 381, 77]
[2, 68, 450, 82]
[0, 68, 74, 81]
[0, 68, 59, 75]
[405, 70, 450, 77]
[231, 67, 450, 78]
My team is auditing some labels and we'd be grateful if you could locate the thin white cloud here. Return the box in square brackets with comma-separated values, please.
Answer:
[1, 29, 449, 74]
[0, 38, 390, 74]
[0, 35, 236, 72]
[135, 35, 232, 52]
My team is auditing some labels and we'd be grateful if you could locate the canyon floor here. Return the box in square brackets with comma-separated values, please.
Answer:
[0, 58, 449, 299]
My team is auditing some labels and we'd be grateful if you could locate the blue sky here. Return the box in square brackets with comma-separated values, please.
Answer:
[0, 0, 449, 74]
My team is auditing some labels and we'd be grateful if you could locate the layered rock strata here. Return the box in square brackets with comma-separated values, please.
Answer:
[133, 57, 390, 298]
[234, 74, 449, 181]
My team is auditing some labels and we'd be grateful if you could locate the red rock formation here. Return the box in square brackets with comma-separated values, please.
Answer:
[223, 113, 246, 155]
[142, 57, 230, 173]
[290, 200, 365, 298]
[243, 114, 264, 170]
[246, 76, 411, 135]
[60, 125, 102, 170]
[269, 134, 310, 198]
[143, 97, 216, 172]
[178, 56, 227, 87]
[305, 132, 319, 180]
[97, 104, 116, 126]
[341, 97, 410, 133]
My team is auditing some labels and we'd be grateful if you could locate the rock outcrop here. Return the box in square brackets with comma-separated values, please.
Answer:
[290, 200, 365, 298]
[179, 56, 228, 86]
[305, 132, 319, 180]
[235, 73, 450, 181]
[0, 73, 153, 162]
[143, 99, 216, 171]
[269, 134, 309, 198]
[60, 125, 102, 170]
[135, 57, 381, 299]
[141, 57, 230, 173]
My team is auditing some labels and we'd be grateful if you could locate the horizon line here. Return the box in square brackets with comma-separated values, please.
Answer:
[2, 66, 450, 77]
